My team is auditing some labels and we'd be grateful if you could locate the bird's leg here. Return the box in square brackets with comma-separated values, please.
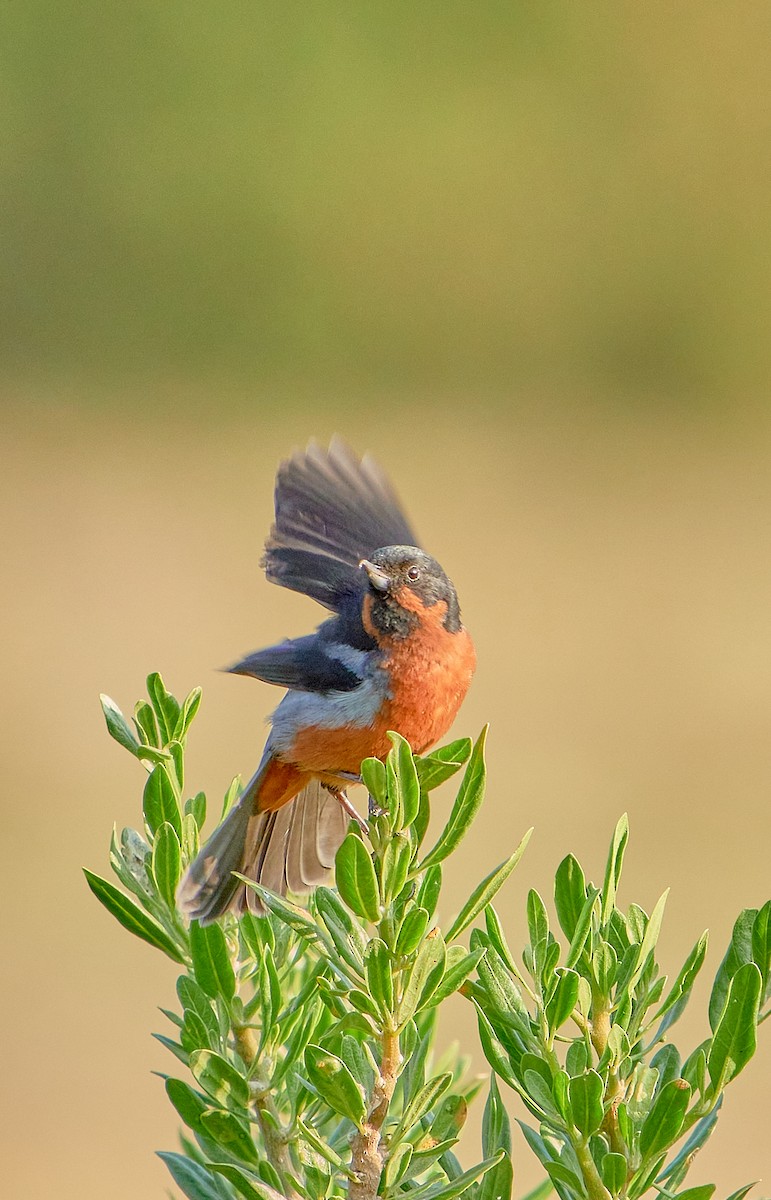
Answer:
[331, 769, 384, 818]
[325, 784, 368, 833]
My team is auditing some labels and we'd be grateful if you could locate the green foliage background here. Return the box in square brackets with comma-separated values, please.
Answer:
[2, 1, 769, 400]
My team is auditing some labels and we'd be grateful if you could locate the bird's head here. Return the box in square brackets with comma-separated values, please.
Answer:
[358, 546, 461, 638]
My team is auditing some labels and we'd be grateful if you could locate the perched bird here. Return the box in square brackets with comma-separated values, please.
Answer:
[177, 439, 475, 923]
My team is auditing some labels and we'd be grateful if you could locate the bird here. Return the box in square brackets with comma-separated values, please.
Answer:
[177, 438, 476, 923]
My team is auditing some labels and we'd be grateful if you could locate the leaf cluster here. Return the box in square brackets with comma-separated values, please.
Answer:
[90, 680, 533, 1200]
[468, 814, 771, 1200]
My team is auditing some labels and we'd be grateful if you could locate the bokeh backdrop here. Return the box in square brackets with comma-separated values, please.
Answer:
[2, 3, 771, 1197]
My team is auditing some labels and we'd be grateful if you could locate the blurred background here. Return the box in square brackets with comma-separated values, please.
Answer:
[2, 2, 771, 1195]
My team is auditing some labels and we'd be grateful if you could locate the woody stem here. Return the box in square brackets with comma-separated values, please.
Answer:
[348, 1025, 401, 1200]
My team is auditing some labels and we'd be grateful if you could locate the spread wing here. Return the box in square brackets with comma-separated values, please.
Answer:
[262, 437, 420, 611]
[227, 634, 362, 693]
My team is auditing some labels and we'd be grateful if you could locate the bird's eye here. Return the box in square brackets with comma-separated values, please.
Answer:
[406, 565, 421, 583]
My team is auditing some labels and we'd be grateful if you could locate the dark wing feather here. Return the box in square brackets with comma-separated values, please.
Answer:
[227, 634, 361, 693]
[263, 437, 420, 611]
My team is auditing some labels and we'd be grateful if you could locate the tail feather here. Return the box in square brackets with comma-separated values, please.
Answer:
[177, 759, 351, 923]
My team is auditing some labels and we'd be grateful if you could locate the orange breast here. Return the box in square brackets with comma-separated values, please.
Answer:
[376, 590, 476, 756]
[287, 592, 475, 780]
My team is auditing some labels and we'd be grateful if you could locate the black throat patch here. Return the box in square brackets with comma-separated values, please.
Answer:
[369, 594, 419, 640]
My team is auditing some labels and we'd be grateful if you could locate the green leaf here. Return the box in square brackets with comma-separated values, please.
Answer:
[484, 906, 519, 977]
[411, 784, 432, 851]
[482, 1074, 512, 1157]
[554, 853, 587, 941]
[445, 830, 532, 942]
[147, 671, 181, 744]
[339, 1034, 375, 1094]
[518, 1182, 554, 1200]
[381, 833, 413, 905]
[189, 1048, 249, 1111]
[657, 1099, 721, 1183]
[165, 1077, 208, 1131]
[169, 739, 185, 791]
[650, 1044, 681, 1090]
[83, 869, 183, 962]
[709, 909, 754, 1031]
[526, 887, 549, 949]
[157, 1151, 227, 1200]
[545, 968, 580, 1032]
[626, 889, 669, 996]
[592, 941, 618, 998]
[314, 886, 367, 974]
[175, 685, 203, 740]
[407, 1152, 504, 1200]
[476, 941, 529, 1025]
[182, 1009, 216, 1053]
[416, 737, 472, 792]
[601, 813, 629, 926]
[654, 930, 709, 1023]
[396, 906, 430, 956]
[208, 1164, 284, 1200]
[544, 1162, 583, 1192]
[707, 961, 762, 1091]
[416, 865, 442, 919]
[185, 791, 207, 830]
[399, 932, 447, 1023]
[430, 1092, 469, 1143]
[568, 1070, 604, 1137]
[526, 888, 550, 984]
[423, 946, 485, 1009]
[239, 879, 319, 939]
[419, 726, 488, 870]
[382, 1142, 413, 1191]
[201, 1109, 259, 1162]
[297, 1116, 359, 1181]
[221, 774, 242, 819]
[152, 821, 182, 908]
[751, 900, 771, 992]
[134, 699, 160, 747]
[335, 833, 381, 923]
[474, 1007, 519, 1091]
[639, 1078, 691, 1159]
[153, 1032, 188, 1064]
[724, 1184, 758, 1200]
[177, 976, 220, 1046]
[143, 764, 181, 838]
[110, 825, 152, 897]
[627, 1153, 667, 1200]
[304, 1043, 366, 1125]
[100, 693, 141, 756]
[522, 1065, 557, 1123]
[565, 887, 599, 969]
[388, 731, 421, 829]
[676, 1188, 716, 1200]
[361, 756, 387, 809]
[365, 938, 395, 1015]
[478, 1154, 513, 1200]
[601, 1152, 626, 1193]
[189, 920, 236, 1001]
[393, 1072, 453, 1140]
[258, 945, 281, 1040]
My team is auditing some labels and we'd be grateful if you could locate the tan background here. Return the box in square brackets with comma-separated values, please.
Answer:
[2, 3, 771, 1196]
[4, 403, 771, 1197]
